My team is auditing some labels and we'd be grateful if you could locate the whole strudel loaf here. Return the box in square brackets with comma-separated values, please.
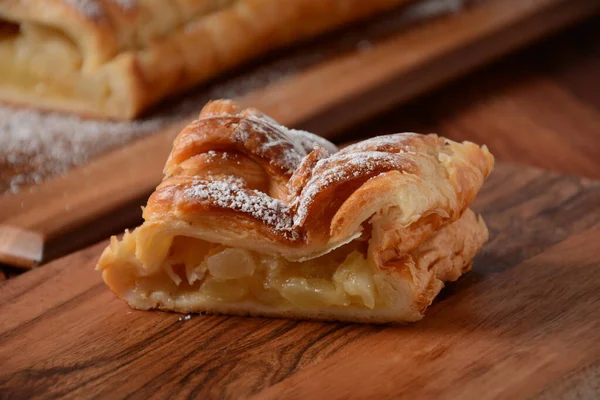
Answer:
[0, 0, 416, 119]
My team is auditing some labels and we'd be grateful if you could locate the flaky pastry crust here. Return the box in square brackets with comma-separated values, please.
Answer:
[0, 0, 415, 119]
[97, 99, 494, 323]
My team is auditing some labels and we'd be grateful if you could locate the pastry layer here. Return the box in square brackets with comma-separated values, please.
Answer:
[96, 99, 494, 323]
[0, 0, 414, 119]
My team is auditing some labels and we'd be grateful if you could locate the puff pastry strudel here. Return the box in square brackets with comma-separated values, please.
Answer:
[0, 0, 415, 119]
[97, 99, 494, 323]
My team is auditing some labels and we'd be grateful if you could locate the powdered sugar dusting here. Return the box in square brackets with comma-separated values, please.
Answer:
[294, 152, 404, 225]
[204, 174, 246, 187]
[286, 129, 338, 154]
[110, 0, 137, 11]
[239, 116, 308, 175]
[184, 181, 297, 238]
[205, 150, 232, 161]
[175, 109, 346, 232]
[315, 152, 402, 176]
[341, 133, 420, 154]
[63, 0, 105, 17]
[63, 0, 136, 17]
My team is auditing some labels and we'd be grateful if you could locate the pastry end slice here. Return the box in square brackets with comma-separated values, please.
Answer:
[0, 0, 414, 119]
[97, 99, 494, 323]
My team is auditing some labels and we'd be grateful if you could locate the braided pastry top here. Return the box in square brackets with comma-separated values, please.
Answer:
[143, 100, 494, 264]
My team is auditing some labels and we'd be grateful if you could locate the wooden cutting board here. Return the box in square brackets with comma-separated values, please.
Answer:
[1, 0, 599, 268]
[1, 162, 599, 399]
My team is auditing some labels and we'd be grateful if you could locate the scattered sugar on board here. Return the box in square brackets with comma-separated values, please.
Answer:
[178, 314, 192, 322]
[0, 106, 172, 194]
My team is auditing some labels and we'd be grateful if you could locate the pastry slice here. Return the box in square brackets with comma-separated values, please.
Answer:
[0, 0, 415, 119]
[97, 99, 494, 323]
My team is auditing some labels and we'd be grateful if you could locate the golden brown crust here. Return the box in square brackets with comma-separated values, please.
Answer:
[97, 99, 494, 323]
[0, 0, 416, 119]
[143, 101, 493, 261]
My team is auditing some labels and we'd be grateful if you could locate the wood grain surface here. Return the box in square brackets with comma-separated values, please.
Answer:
[2, 0, 598, 268]
[1, 162, 599, 399]
[346, 14, 600, 180]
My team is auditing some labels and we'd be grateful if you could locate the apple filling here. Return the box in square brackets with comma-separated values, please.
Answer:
[0, 20, 113, 111]
[106, 232, 399, 311]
